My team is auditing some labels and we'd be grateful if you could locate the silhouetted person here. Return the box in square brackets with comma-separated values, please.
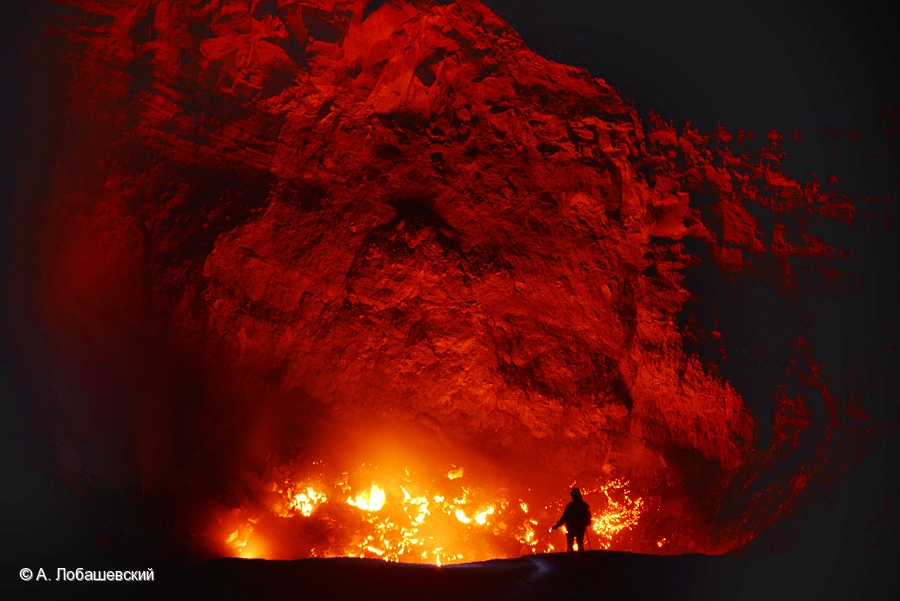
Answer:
[552, 488, 591, 552]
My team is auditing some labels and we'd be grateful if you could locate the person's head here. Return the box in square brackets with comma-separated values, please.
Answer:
[570, 487, 582, 499]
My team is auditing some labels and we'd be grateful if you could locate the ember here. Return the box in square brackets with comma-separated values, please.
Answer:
[220, 461, 644, 564]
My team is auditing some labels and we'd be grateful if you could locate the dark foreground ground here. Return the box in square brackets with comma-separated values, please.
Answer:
[6, 546, 898, 601]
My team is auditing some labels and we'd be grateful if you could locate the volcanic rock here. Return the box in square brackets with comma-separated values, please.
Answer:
[41, 0, 871, 558]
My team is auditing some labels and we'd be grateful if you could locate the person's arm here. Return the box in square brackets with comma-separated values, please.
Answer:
[552, 503, 571, 529]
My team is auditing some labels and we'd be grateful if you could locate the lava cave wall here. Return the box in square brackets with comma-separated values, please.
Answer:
[3, 0, 899, 565]
[38, 0, 753, 513]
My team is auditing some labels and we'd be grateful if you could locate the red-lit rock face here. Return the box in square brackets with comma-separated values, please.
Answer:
[34, 0, 881, 561]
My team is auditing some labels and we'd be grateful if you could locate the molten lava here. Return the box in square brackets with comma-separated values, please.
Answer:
[219, 457, 644, 564]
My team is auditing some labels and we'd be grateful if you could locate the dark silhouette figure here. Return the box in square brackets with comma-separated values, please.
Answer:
[552, 488, 592, 552]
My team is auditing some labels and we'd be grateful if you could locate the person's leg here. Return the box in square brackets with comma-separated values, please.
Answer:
[566, 532, 575, 552]
[575, 532, 585, 552]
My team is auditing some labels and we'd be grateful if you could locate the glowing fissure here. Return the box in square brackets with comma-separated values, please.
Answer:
[222, 463, 644, 564]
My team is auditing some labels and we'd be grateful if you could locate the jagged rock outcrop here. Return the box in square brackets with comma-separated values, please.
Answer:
[46, 0, 883, 557]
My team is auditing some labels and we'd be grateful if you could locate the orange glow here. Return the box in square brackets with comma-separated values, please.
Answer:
[217, 460, 646, 564]
[218, 510, 270, 559]
[238, 534, 270, 559]
[584, 479, 645, 550]
[348, 485, 386, 512]
[285, 486, 327, 517]
[447, 466, 465, 480]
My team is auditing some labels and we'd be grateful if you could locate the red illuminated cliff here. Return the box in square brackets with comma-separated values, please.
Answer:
[30, 0, 891, 562]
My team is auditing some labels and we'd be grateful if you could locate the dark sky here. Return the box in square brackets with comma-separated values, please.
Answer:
[484, 0, 900, 203]
[484, 1, 899, 129]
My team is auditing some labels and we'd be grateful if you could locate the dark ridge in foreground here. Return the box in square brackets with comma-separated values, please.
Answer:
[9, 548, 897, 601]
